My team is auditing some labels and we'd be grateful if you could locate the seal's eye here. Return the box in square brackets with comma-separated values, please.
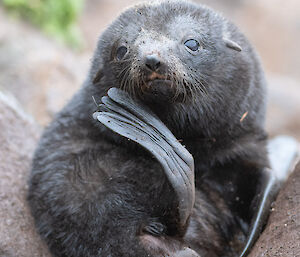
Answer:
[184, 39, 200, 52]
[116, 46, 128, 60]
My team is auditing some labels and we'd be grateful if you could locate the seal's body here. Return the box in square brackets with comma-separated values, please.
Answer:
[28, 1, 269, 256]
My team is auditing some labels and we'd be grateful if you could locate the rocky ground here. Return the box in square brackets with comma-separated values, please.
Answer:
[0, 0, 299, 256]
[249, 162, 300, 257]
[0, 8, 88, 125]
[0, 93, 50, 257]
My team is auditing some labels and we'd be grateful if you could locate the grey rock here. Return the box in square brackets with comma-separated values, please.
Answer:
[0, 8, 88, 126]
[266, 74, 300, 141]
[0, 91, 51, 257]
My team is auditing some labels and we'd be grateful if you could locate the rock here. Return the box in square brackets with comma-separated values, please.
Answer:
[0, 7, 88, 126]
[249, 161, 300, 257]
[232, 0, 300, 82]
[266, 74, 300, 141]
[0, 91, 51, 257]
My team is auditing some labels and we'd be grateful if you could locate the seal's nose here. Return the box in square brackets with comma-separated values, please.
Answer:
[145, 55, 161, 71]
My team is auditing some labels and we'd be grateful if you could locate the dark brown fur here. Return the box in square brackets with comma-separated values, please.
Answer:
[28, 1, 268, 256]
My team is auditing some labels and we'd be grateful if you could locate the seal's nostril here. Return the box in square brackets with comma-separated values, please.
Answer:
[145, 55, 161, 71]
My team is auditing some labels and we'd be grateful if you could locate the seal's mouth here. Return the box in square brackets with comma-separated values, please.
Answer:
[147, 72, 168, 81]
[144, 72, 172, 89]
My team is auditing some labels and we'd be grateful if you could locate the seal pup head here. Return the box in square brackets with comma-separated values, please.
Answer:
[90, 0, 266, 138]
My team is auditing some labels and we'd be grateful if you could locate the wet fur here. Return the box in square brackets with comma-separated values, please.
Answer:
[28, 1, 268, 256]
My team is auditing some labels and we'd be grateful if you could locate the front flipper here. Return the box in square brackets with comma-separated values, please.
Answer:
[239, 136, 299, 257]
[93, 88, 195, 228]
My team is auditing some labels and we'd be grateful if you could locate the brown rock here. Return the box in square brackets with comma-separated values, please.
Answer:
[0, 92, 51, 257]
[0, 7, 88, 126]
[266, 75, 300, 141]
[249, 161, 300, 257]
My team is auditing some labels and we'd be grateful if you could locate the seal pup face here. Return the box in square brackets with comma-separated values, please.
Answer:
[91, 1, 243, 103]
[91, 0, 266, 138]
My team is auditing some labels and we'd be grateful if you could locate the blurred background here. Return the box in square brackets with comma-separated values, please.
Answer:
[0, 0, 299, 139]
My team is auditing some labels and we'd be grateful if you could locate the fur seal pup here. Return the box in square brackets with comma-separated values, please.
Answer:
[27, 1, 298, 256]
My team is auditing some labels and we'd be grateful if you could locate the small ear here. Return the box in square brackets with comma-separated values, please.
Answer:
[92, 69, 103, 84]
[223, 38, 242, 52]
